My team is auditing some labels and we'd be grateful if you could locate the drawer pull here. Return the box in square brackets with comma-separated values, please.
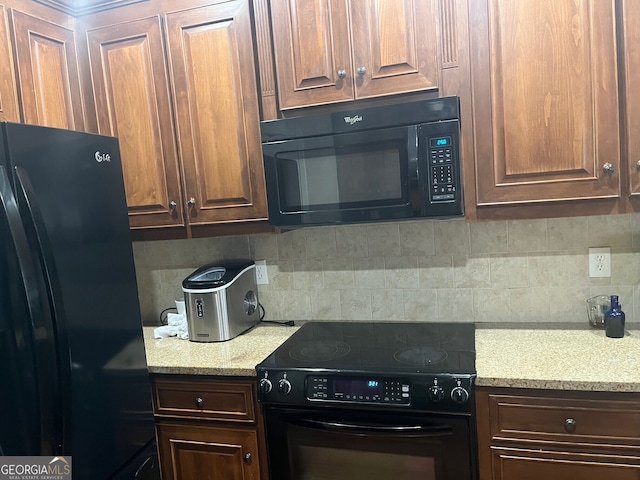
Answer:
[195, 397, 204, 409]
[244, 453, 252, 464]
[564, 418, 577, 433]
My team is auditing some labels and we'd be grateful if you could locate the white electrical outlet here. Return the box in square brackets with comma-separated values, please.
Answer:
[589, 247, 611, 278]
[255, 260, 269, 284]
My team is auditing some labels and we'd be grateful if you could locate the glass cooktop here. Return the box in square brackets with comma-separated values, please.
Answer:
[258, 321, 475, 375]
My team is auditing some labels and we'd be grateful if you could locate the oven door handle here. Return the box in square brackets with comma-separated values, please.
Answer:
[284, 415, 454, 436]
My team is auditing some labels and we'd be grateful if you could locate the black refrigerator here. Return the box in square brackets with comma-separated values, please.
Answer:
[0, 123, 158, 479]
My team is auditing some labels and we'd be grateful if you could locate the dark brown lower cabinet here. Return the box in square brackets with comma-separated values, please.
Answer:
[156, 423, 260, 480]
[476, 387, 640, 480]
[491, 447, 640, 480]
[151, 375, 267, 480]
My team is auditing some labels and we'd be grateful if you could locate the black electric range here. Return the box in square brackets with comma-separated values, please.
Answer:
[256, 321, 476, 415]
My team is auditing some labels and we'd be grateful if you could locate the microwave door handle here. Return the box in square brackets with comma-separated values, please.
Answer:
[407, 125, 422, 213]
[284, 415, 454, 437]
[407, 125, 419, 180]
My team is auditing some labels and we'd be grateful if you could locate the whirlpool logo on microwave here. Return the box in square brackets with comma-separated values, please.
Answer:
[343, 115, 363, 125]
[0, 456, 72, 480]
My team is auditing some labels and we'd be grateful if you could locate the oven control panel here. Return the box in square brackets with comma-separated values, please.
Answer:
[256, 368, 476, 414]
[307, 376, 411, 405]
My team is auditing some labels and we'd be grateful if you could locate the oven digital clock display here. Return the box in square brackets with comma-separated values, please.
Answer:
[334, 378, 382, 397]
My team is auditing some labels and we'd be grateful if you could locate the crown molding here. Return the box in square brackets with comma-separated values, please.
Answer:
[33, 0, 146, 16]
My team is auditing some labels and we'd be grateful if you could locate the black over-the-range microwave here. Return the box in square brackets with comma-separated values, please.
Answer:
[260, 96, 463, 227]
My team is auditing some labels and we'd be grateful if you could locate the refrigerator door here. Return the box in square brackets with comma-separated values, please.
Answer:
[3, 123, 155, 479]
[14, 166, 72, 453]
[0, 165, 60, 456]
[112, 439, 161, 480]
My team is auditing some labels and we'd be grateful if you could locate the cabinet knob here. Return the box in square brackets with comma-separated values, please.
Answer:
[636, 160, 640, 171]
[195, 397, 204, 409]
[244, 452, 252, 464]
[602, 163, 615, 175]
[187, 197, 196, 208]
[564, 417, 576, 433]
[356, 66, 366, 76]
[169, 200, 177, 211]
[337, 69, 347, 79]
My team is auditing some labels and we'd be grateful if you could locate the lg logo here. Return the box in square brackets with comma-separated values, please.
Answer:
[95, 151, 111, 163]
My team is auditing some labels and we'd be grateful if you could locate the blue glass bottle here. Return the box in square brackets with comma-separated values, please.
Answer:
[605, 295, 625, 338]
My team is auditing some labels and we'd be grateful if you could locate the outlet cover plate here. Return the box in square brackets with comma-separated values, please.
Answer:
[589, 247, 611, 278]
[255, 260, 269, 285]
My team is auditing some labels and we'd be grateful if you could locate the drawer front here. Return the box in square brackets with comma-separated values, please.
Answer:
[153, 376, 256, 423]
[488, 394, 640, 447]
[491, 447, 640, 480]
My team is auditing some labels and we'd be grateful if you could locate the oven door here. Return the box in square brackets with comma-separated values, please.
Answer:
[262, 126, 420, 227]
[263, 406, 477, 480]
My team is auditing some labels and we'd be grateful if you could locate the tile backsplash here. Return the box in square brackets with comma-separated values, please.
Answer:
[133, 214, 640, 326]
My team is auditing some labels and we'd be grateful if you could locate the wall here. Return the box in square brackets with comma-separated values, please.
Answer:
[133, 214, 640, 326]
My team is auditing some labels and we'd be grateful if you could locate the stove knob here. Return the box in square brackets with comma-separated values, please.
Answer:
[428, 385, 445, 402]
[451, 386, 470, 404]
[278, 378, 292, 395]
[259, 378, 273, 395]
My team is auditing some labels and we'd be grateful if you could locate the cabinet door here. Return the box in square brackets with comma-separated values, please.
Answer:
[624, 1, 640, 197]
[350, 0, 440, 99]
[156, 422, 260, 480]
[491, 447, 640, 480]
[469, 0, 620, 206]
[165, 1, 268, 225]
[0, 4, 18, 122]
[271, 0, 356, 110]
[85, 16, 184, 229]
[10, 9, 84, 130]
[270, 0, 353, 109]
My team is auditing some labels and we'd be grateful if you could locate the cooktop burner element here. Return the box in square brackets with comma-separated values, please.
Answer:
[289, 340, 351, 362]
[256, 322, 476, 414]
[394, 346, 448, 366]
[394, 323, 459, 347]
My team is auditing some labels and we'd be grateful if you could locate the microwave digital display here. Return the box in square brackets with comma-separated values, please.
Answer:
[429, 136, 452, 148]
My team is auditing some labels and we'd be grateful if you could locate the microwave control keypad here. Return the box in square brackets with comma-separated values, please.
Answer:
[428, 136, 457, 202]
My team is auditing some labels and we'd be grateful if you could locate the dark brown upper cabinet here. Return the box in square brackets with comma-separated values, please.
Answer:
[269, 0, 441, 110]
[80, 0, 268, 237]
[84, 15, 183, 230]
[0, 4, 19, 122]
[164, 1, 268, 229]
[624, 2, 640, 201]
[10, 8, 85, 130]
[464, 0, 622, 220]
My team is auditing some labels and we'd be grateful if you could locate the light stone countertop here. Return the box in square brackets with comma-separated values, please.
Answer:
[143, 325, 299, 376]
[143, 324, 640, 392]
[476, 327, 640, 392]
